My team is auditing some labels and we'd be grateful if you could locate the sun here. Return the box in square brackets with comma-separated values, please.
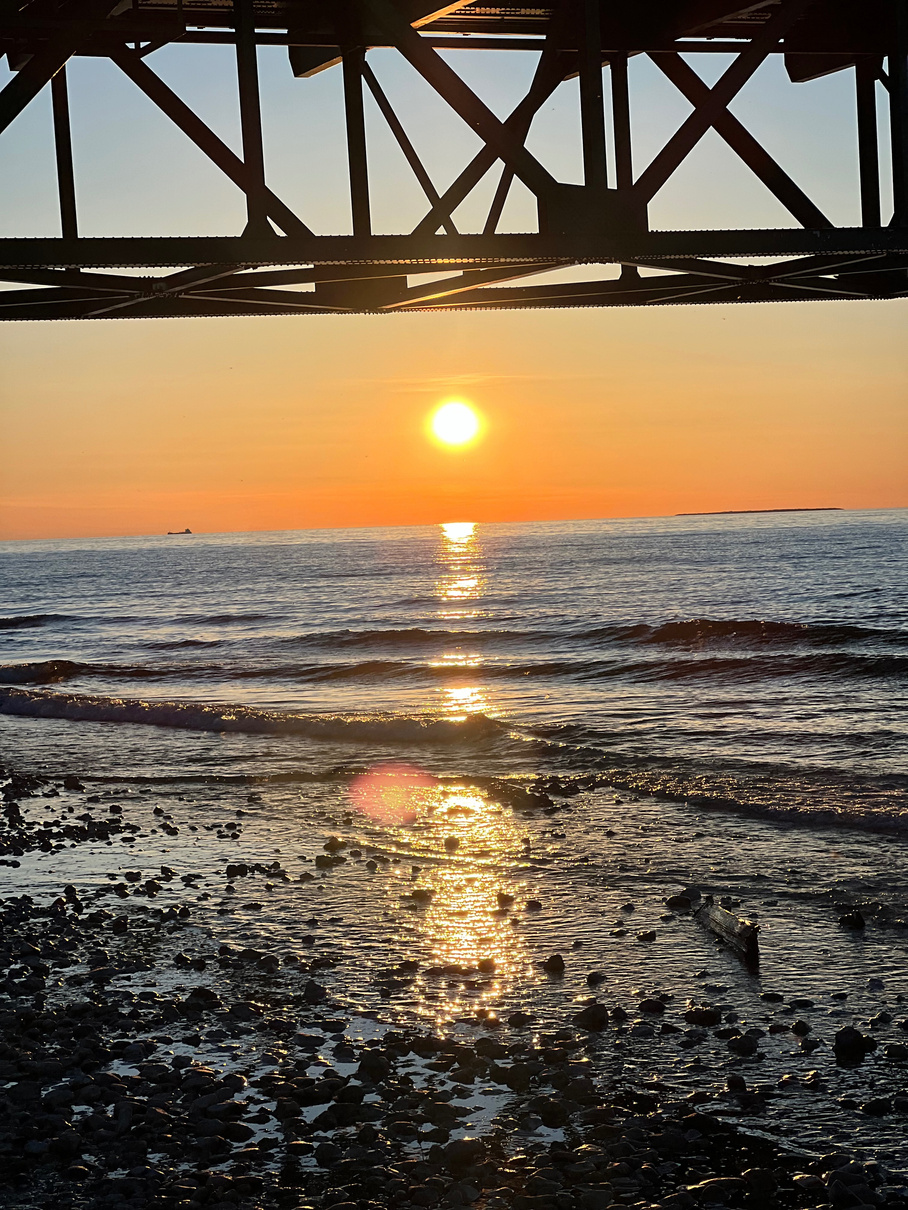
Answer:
[429, 401, 482, 447]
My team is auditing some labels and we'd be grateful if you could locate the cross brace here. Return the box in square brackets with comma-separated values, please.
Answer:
[0, 0, 905, 318]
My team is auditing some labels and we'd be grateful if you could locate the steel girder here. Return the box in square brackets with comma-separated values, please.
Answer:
[0, 0, 907, 319]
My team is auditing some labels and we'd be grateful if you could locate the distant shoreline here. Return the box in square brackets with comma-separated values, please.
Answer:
[676, 507, 843, 517]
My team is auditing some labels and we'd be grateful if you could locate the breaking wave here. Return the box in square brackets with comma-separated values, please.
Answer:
[0, 687, 507, 745]
[0, 614, 69, 629]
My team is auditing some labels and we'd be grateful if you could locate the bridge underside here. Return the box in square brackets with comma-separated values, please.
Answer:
[1, 0, 907, 318]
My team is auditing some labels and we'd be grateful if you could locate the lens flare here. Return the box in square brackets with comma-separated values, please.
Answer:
[430, 401, 481, 447]
[349, 764, 436, 826]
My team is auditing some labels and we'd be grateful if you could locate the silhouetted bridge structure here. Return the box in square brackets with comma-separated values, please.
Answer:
[1, 0, 906, 317]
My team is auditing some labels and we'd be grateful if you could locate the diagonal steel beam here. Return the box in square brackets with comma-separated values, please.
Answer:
[0, 36, 83, 138]
[111, 49, 314, 238]
[0, 267, 150, 292]
[477, 6, 577, 237]
[155, 264, 248, 292]
[633, 0, 815, 206]
[412, 46, 573, 237]
[622, 252, 888, 282]
[364, 0, 559, 202]
[651, 52, 832, 229]
[189, 287, 352, 312]
[382, 261, 561, 307]
[361, 60, 458, 235]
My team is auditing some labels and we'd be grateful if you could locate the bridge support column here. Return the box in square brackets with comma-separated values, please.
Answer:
[855, 61, 881, 228]
[233, 0, 271, 237]
[579, 0, 607, 198]
[342, 48, 372, 238]
[891, 0, 908, 226]
[611, 53, 633, 190]
[51, 65, 78, 240]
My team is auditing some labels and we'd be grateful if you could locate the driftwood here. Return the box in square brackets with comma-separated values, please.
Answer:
[694, 896, 760, 966]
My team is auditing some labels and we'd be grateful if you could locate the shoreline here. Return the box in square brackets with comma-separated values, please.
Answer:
[3, 764, 908, 1210]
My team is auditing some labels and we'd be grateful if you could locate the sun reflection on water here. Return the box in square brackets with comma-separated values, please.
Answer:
[350, 770, 531, 1025]
[389, 786, 532, 1024]
[436, 521, 484, 619]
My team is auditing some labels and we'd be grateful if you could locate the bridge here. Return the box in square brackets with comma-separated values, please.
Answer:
[0, 0, 906, 318]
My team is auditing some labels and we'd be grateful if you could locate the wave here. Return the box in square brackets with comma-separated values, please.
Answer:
[3, 645, 906, 690]
[278, 626, 536, 649]
[0, 614, 68, 629]
[0, 687, 507, 745]
[630, 618, 908, 648]
[0, 660, 224, 685]
[276, 618, 908, 653]
[584, 652, 908, 683]
[172, 612, 276, 625]
[143, 639, 223, 650]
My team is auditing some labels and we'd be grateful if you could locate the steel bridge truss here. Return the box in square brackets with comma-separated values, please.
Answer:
[1, 0, 907, 318]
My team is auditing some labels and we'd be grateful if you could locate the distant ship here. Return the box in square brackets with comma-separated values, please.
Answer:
[167, 528, 192, 534]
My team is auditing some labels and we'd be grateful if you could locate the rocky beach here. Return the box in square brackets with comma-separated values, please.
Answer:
[2, 761, 908, 1210]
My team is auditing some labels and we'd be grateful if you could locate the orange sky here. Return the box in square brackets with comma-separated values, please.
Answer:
[1, 297, 906, 540]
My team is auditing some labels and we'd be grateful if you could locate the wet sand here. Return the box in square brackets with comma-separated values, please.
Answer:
[2, 763, 908, 1210]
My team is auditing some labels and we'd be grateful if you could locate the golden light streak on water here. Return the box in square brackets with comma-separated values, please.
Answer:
[440, 684, 491, 720]
[382, 785, 532, 1025]
[436, 521, 485, 620]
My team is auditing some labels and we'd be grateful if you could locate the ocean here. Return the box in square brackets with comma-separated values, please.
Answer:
[2, 509, 908, 1162]
[2, 510, 906, 825]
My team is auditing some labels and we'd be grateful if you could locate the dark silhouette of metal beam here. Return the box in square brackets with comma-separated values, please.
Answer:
[365, 0, 560, 203]
[578, 0, 607, 197]
[633, 0, 815, 205]
[233, 0, 272, 236]
[651, 52, 832, 228]
[610, 54, 633, 191]
[111, 50, 313, 238]
[0, 0, 905, 318]
[855, 60, 882, 228]
[50, 66, 78, 240]
[361, 60, 458, 236]
[891, 0, 908, 226]
[342, 47, 372, 237]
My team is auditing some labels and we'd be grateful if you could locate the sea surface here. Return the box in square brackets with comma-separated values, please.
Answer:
[1, 510, 906, 825]
[2, 510, 908, 1158]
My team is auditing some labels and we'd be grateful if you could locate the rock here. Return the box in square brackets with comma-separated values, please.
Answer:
[586, 970, 606, 987]
[445, 1137, 486, 1168]
[503, 1063, 532, 1093]
[638, 998, 665, 1014]
[727, 1035, 758, 1056]
[525, 900, 542, 912]
[666, 895, 692, 912]
[684, 1006, 722, 1027]
[687, 1177, 745, 1202]
[636, 930, 657, 942]
[791, 1019, 811, 1036]
[742, 1168, 778, 1195]
[573, 1002, 610, 1031]
[542, 953, 565, 974]
[303, 979, 327, 1004]
[834, 1027, 877, 1062]
[794, 1173, 826, 1191]
[314, 1141, 343, 1165]
[508, 1011, 532, 1028]
[839, 910, 866, 929]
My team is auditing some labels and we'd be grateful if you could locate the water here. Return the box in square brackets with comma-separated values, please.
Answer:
[1, 510, 906, 825]
[2, 510, 908, 1158]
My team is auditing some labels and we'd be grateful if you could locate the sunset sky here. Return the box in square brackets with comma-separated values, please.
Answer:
[1, 44, 906, 539]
